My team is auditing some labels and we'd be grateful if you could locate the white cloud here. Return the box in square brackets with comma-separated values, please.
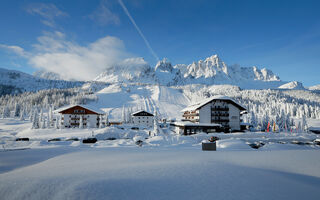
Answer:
[29, 32, 130, 80]
[1, 31, 131, 81]
[26, 3, 67, 27]
[89, 0, 120, 26]
[0, 44, 29, 57]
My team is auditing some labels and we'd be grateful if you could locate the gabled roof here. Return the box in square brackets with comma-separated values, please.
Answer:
[181, 95, 246, 112]
[131, 110, 154, 116]
[55, 104, 105, 115]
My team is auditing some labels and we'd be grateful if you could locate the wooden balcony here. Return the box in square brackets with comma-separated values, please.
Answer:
[183, 113, 199, 117]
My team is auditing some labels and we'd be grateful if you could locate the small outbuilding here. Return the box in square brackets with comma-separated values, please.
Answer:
[170, 121, 222, 135]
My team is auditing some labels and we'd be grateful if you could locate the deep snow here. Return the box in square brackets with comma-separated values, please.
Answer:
[1, 118, 320, 200]
[1, 148, 320, 200]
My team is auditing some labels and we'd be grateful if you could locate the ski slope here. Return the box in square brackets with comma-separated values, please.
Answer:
[89, 84, 190, 120]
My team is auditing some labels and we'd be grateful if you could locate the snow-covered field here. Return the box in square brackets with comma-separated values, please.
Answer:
[1, 118, 320, 200]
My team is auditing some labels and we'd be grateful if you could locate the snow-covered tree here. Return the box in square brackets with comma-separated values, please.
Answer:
[105, 114, 109, 126]
[99, 115, 104, 128]
[41, 119, 46, 129]
[13, 103, 20, 118]
[28, 107, 34, 121]
[250, 111, 257, 130]
[48, 106, 53, 128]
[2, 106, 10, 119]
[60, 117, 64, 129]
[301, 115, 308, 132]
[46, 114, 50, 128]
[39, 109, 43, 123]
[121, 106, 126, 123]
[55, 117, 60, 129]
[79, 115, 83, 129]
[19, 108, 25, 121]
[32, 109, 40, 129]
[153, 111, 159, 136]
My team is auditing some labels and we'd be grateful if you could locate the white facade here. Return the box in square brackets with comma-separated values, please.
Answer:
[131, 111, 154, 128]
[228, 104, 241, 131]
[61, 114, 102, 128]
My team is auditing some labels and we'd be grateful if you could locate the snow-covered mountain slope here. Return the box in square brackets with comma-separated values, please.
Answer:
[0, 68, 83, 94]
[309, 84, 320, 91]
[94, 58, 155, 84]
[173, 55, 283, 88]
[154, 58, 183, 86]
[278, 81, 305, 90]
[87, 83, 190, 120]
[33, 70, 63, 80]
[93, 54, 286, 89]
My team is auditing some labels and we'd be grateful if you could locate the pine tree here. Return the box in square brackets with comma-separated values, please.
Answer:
[55, 117, 60, 129]
[250, 111, 257, 130]
[29, 107, 34, 121]
[60, 117, 64, 129]
[105, 114, 109, 126]
[19, 108, 24, 121]
[41, 119, 46, 129]
[32, 109, 39, 129]
[153, 111, 159, 136]
[301, 115, 307, 132]
[46, 114, 50, 128]
[48, 106, 53, 127]
[2, 106, 10, 119]
[39, 109, 43, 123]
[99, 115, 104, 128]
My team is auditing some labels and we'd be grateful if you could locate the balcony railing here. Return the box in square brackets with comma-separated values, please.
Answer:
[211, 113, 229, 117]
[211, 107, 229, 111]
[70, 118, 87, 120]
[183, 113, 199, 117]
[211, 119, 229, 123]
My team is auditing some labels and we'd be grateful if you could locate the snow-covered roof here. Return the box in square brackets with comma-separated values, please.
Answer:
[171, 121, 222, 127]
[131, 110, 154, 116]
[54, 104, 105, 115]
[181, 95, 246, 112]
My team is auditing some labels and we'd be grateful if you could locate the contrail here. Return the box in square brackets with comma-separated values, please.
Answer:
[118, 0, 159, 61]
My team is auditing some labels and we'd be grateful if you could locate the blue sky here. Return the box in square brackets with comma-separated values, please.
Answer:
[0, 0, 319, 85]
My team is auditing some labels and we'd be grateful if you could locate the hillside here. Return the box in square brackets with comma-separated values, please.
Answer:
[0, 68, 84, 95]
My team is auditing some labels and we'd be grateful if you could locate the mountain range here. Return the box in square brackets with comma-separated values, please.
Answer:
[0, 54, 317, 95]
